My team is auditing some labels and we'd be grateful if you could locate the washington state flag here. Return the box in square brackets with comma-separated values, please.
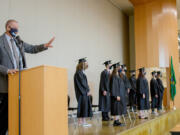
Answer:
[170, 56, 176, 101]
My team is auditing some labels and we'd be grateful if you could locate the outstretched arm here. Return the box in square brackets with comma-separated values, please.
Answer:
[24, 37, 55, 54]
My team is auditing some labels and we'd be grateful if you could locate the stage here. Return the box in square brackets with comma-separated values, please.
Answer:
[68, 109, 180, 135]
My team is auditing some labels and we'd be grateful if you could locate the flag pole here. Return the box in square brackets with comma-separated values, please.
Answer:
[173, 100, 176, 110]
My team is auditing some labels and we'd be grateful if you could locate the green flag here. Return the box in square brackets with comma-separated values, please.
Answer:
[170, 56, 176, 101]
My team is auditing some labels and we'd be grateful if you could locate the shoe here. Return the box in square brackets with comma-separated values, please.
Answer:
[113, 120, 120, 126]
[152, 111, 159, 116]
[154, 112, 159, 116]
[162, 110, 165, 113]
[82, 123, 92, 127]
[139, 116, 147, 119]
[158, 110, 165, 113]
[113, 120, 125, 126]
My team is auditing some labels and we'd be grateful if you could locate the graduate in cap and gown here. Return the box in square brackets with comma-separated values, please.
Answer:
[129, 70, 137, 110]
[99, 60, 112, 121]
[110, 63, 126, 126]
[117, 64, 128, 115]
[120, 64, 131, 106]
[74, 57, 93, 126]
[137, 67, 150, 119]
[150, 71, 159, 115]
[156, 71, 165, 112]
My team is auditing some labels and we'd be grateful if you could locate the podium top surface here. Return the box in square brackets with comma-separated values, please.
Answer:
[8, 65, 67, 76]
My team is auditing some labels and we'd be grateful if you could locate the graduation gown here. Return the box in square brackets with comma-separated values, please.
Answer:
[137, 76, 150, 110]
[129, 75, 137, 106]
[110, 75, 127, 116]
[156, 78, 164, 109]
[156, 78, 164, 94]
[98, 69, 111, 112]
[74, 70, 93, 118]
[121, 74, 131, 105]
[150, 78, 159, 97]
[150, 78, 159, 109]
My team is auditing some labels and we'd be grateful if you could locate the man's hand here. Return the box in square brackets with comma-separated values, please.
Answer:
[87, 92, 91, 96]
[44, 37, 55, 48]
[103, 91, 107, 96]
[143, 94, 145, 99]
[7, 69, 18, 75]
[128, 88, 130, 94]
[117, 96, 121, 101]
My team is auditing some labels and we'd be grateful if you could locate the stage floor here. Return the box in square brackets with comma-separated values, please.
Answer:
[68, 111, 167, 135]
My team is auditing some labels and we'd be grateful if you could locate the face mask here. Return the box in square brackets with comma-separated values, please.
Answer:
[118, 69, 122, 73]
[9, 28, 18, 37]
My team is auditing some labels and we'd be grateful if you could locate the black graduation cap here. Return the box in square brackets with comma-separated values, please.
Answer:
[138, 67, 145, 73]
[110, 62, 120, 69]
[103, 60, 111, 66]
[151, 71, 157, 75]
[121, 64, 126, 69]
[157, 71, 161, 75]
[78, 57, 87, 64]
[111, 63, 119, 69]
[116, 62, 120, 67]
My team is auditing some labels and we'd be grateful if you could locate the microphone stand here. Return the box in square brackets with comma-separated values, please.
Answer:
[13, 37, 23, 135]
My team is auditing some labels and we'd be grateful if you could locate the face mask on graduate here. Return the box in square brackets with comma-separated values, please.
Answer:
[9, 28, 18, 37]
[118, 69, 123, 73]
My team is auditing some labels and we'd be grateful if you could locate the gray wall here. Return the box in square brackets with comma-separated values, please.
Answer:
[0, 0, 129, 107]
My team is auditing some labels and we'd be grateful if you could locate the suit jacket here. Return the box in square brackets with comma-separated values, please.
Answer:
[0, 33, 48, 93]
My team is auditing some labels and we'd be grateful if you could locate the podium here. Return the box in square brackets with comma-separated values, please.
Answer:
[8, 65, 68, 135]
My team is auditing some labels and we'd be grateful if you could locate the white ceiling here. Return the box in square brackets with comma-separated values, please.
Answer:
[109, 0, 180, 18]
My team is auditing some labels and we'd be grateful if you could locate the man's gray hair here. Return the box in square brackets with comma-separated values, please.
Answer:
[5, 19, 18, 29]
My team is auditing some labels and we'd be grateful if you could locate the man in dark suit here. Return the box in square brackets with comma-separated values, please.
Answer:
[0, 19, 55, 134]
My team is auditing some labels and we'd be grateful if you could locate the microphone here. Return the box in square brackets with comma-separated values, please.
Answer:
[15, 36, 23, 44]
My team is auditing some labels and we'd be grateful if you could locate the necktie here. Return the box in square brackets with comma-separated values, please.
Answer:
[10, 38, 19, 69]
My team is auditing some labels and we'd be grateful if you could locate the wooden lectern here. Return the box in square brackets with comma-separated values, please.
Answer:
[8, 65, 68, 135]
